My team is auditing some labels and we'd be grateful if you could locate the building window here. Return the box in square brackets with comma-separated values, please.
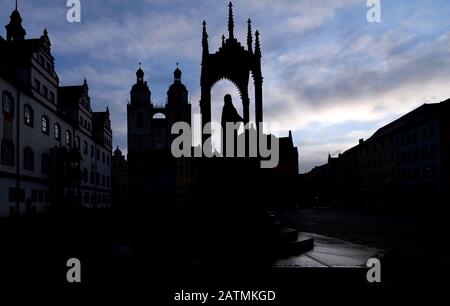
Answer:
[74, 136, 80, 150]
[102, 175, 105, 187]
[42, 85, 48, 98]
[49, 92, 55, 103]
[90, 170, 95, 184]
[9, 188, 25, 203]
[106, 155, 110, 166]
[1, 141, 14, 166]
[102, 152, 105, 164]
[24, 105, 34, 127]
[41, 116, 49, 135]
[91, 144, 95, 157]
[23, 147, 35, 171]
[96, 148, 100, 161]
[2, 90, 14, 114]
[65, 131, 72, 146]
[54, 123, 61, 140]
[83, 141, 88, 155]
[41, 153, 49, 174]
[34, 79, 41, 93]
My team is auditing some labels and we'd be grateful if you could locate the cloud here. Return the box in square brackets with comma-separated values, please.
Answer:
[1, 0, 449, 173]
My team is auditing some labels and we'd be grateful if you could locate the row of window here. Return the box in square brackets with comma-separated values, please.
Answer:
[400, 144, 437, 164]
[83, 192, 111, 205]
[38, 54, 54, 74]
[360, 170, 396, 185]
[20, 146, 110, 187]
[83, 168, 110, 188]
[33, 79, 55, 103]
[23, 106, 110, 165]
[22, 147, 49, 173]
[362, 153, 396, 170]
[400, 126, 436, 146]
[401, 165, 437, 180]
[79, 115, 91, 131]
[8, 188, 50, 203]
[360, 137, 395, 156]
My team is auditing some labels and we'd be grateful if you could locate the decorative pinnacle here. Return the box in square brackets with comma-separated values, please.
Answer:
[222, 34, 225, 46]
[247, 19, 253, 53]
[202, 20, 209, 51]
[228, 2, 234, 39]
[255, 30, 261, 57]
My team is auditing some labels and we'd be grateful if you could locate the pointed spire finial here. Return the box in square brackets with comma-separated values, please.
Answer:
[202, 20, 209, 52]
[222, 34, 225, 46]
[15, 0, 18, 11]
[228, 2, 234, 39]
[255, 30, 261, 57]
[174, 62, 182, 81]
[247, 19, 253, 53]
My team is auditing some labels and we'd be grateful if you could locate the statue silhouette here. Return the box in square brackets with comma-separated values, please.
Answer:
[221, 94, 244, 157]
[221, 94, 244, 126]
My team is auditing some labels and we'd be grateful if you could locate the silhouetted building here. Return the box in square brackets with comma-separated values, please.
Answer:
[306, 99, 450, 208]
[127, 64, 191, 207]
[112, 146, 128, 209]
[0, 4, 112, 217]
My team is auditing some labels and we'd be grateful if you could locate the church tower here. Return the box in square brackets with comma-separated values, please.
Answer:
[5, 1, 26, 41]
[127, 63, 192, 207]
[127, 64, 153, 153]
[167, 64, 191, 131]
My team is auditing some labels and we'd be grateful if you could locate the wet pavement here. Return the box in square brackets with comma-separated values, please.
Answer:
[274, 232, 386, 268]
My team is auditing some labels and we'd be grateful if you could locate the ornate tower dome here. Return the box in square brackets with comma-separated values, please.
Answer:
[5, 0, 26, 41]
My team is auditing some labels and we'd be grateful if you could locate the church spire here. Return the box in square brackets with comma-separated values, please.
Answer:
[247, 19, 253, 53]
[136, 62, 144, 83]
[174, 62, 182, 82]
[5, 0, 26, 41]
[202, 20, 209, 54]
[228, 2, 234, 40]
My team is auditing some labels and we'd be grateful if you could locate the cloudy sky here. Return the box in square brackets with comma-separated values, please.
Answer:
[1, 0, 450, 172]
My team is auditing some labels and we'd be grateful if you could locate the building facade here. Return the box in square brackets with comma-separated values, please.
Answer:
[305, 100, 450, 208]
[112, 146, 128, 209]
[0, 6, 112, 217]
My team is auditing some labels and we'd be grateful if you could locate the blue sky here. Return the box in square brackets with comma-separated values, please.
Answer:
[1, 0, 450, 172]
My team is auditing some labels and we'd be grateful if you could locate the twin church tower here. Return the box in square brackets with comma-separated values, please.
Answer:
[127, 2, 298, 206]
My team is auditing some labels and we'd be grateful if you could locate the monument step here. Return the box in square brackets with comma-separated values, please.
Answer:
[276, 236, 315, 256]
[278, 227, 299, 243]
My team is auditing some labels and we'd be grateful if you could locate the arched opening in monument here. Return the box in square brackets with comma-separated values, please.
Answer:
[153, 112, 166, 119]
